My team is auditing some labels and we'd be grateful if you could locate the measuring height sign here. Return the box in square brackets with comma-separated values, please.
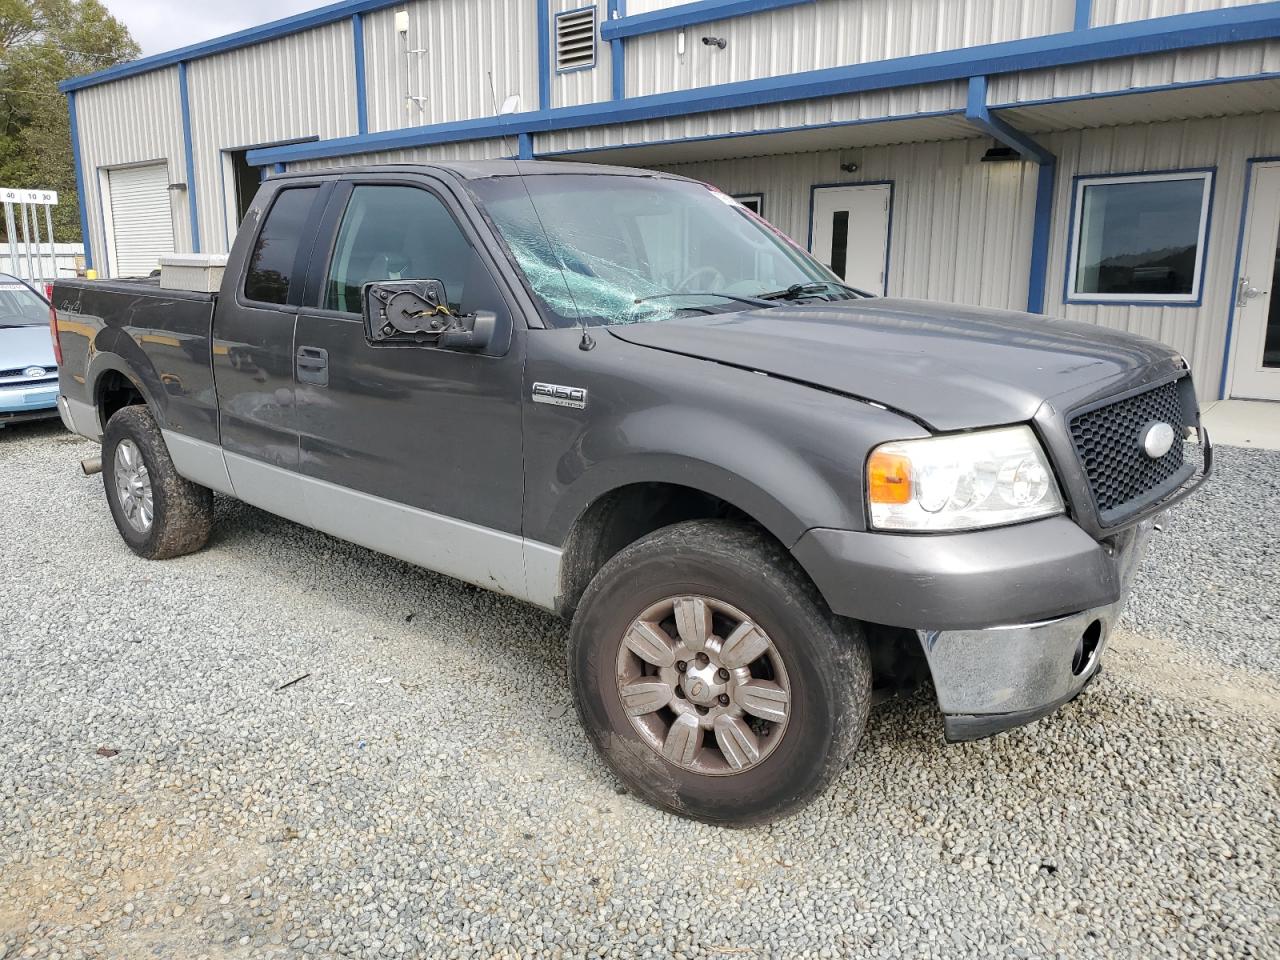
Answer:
[0, 187, 58, 205]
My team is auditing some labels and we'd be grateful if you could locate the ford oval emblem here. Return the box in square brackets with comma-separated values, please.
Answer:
[23, 365, 47, 379]
[1140, 421, 1176, 459]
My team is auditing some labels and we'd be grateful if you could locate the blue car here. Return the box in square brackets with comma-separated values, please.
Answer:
[0, 273, 59, 427]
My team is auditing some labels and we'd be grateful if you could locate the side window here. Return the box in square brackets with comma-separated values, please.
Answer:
[323, 185, 473, 314]
[244, 186, 319, 305]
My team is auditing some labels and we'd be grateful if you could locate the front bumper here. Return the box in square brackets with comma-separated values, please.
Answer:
[0, 380, 59, 424]
[792, 514, 1156, 742]
[923, 518, 1150, 741]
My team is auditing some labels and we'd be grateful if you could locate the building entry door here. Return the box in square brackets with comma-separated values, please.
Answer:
[810, 183, 891, 295]
[1232, 162, 1280, 401]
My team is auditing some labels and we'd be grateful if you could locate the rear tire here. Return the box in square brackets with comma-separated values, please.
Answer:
[569, 520, 871, 826]
[101, 406, 213, 560]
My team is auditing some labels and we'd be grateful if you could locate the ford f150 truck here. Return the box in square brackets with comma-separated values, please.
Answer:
[53, 160, 1210, 825]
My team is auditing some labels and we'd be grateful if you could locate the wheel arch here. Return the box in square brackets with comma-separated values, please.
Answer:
[87, 352, 162, 434]
[551, 454, 829, 620]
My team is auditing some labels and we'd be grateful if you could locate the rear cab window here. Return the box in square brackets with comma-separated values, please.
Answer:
[244, 186, 321, 305]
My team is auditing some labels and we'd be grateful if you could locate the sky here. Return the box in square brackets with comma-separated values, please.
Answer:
[102, 0, 322, 57]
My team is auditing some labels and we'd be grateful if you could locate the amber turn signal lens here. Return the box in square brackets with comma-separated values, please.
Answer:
[867, 451, 912, 505]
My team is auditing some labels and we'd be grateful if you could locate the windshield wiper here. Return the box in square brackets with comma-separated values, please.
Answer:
[757, 281, 870, 301]
[634, 291, 778, 309]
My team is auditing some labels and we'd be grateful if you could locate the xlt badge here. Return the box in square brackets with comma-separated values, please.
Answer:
[532, 382, 587, 410]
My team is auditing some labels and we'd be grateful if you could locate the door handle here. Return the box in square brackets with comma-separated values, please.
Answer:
[1237, 277, 1266, 307]
[296, 346, 329, 387]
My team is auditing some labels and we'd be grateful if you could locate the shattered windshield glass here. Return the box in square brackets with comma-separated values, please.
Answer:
[467, 173, 853, 329]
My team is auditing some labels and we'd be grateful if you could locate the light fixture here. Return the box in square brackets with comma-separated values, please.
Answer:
[980, 146, 1019, 163]
[166, 182, 188, 192]
[701, 36, 727, 48]
[840, 161, 859, 174]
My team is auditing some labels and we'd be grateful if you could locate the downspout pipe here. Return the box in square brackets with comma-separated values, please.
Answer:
[965, 75, 1056, 315]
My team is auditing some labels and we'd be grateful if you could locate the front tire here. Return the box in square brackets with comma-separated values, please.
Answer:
[101, 406, 213, 560]
[569, 520, 871, 826]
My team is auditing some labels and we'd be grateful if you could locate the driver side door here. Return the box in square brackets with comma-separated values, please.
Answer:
[291, 176, 528, 596]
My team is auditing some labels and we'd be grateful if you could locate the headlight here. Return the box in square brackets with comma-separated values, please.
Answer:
[866, 426, 1064, 531]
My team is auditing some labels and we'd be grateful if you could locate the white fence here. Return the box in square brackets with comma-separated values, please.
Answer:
[1, 186, 82, 285]
[0, 242, 85, 283]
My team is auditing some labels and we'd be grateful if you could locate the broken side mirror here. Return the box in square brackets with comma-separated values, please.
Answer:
[362, 279, 494, 352]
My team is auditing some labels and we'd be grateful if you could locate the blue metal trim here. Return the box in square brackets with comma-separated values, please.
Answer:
[177, 62, 201, 253]
[964, 76, 1055, 163]
[248, 3, 1280, 167]
[1062, 168, 1217, 309]
[518, 133, 535, 160]
[1218, 156, 1280, 398]
[352, 13, 368, 135]
[608, 0, 626, 99]
[1027, 162, 1056, 314]
[555, 6, 600, 74]
[600, 0, 814, 41]
[966, 75, 1056, 312]
[59, 0, 406, 93]
[806, 180, 894, 295]
[537, 0, 551, 110]
[1074, 0, 1093, 31]
[67, 91, 92, 270]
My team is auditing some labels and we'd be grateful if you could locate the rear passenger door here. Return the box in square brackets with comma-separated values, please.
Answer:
[212, 182, 330, 508]
[289, 176, 527, 590]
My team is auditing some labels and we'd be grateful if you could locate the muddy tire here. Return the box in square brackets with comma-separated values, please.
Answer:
[101, 405, 213, 560]
[569, 520, 871, 826]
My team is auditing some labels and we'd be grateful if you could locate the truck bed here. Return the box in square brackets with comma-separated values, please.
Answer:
[53, 277, 221, 443]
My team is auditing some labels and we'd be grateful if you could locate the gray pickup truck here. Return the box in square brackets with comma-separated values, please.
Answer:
[53, 160, 1210, 825]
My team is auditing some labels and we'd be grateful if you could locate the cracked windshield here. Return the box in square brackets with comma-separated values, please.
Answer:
[468, 173, 860, 328]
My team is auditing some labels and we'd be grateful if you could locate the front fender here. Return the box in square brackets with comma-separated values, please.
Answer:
[543, 406, 851, 549]
[524, 329, 928, 548]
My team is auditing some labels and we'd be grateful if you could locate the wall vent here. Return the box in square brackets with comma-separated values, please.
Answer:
[556, 7, 597, 72]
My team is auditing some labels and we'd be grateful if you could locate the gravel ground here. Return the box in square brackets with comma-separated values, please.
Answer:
[1, 420, 1277, 960]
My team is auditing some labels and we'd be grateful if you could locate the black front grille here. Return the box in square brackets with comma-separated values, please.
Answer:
[1069, 379, 1190, 523]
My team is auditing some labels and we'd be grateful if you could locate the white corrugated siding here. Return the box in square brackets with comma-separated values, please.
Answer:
[550, 0, 614, 108]
[74, 67, 188, 275]
[647, 137, 1040, 311]
[536, 80, 969, 152]
[624, 0, 1075, 97]
[1041, 113, 1280, 398]
[1089, 0, 1265, 27]
[362, 0, 540, 132]
[989, 39, 1280, 105]
[187, 21, 358, 251]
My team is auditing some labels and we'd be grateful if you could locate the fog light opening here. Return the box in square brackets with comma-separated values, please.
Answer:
[1072, 620, 1103, 676]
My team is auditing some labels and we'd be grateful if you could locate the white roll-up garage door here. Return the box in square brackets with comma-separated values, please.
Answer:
[106, 163, 175, 278]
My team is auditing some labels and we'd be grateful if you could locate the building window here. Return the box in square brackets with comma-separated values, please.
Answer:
[734, 193, 765, 216]
[1067, 171, 1213, 305]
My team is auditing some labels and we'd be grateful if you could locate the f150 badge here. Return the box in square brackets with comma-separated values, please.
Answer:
[532, 382, 588, 410]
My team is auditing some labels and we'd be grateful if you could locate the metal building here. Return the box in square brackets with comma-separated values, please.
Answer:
[59, 0, 1280, 402]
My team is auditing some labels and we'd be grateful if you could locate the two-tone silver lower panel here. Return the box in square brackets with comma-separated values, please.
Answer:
[162, 431, 562, 611]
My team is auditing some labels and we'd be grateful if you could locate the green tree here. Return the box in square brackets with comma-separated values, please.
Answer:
[0, 0, 138, 242]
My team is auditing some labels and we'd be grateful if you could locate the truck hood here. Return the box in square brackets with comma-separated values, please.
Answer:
[0, 324, 55, 371]
[606, 298, 1177, 431]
